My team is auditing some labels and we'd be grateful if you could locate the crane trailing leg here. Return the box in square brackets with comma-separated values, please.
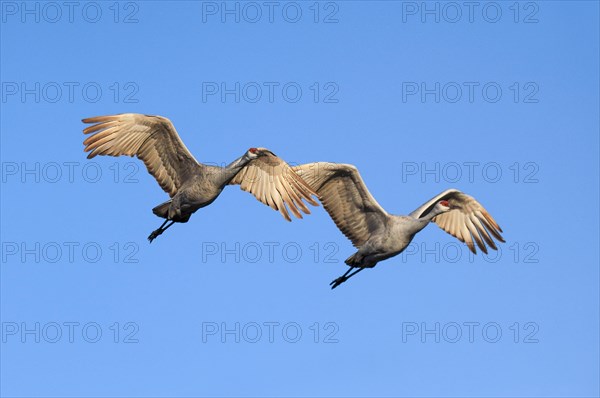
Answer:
[330, 267, 365, 289]
[330, 249, 381, 288]
[148, 199, 194, 243]
[148, 219, 176, 243]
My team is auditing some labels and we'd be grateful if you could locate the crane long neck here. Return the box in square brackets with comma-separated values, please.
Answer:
[418, 211, 438, 222]
[218, 154, 252, 186]
[413, 204, 447, 223]
[399, 206, 443, 237]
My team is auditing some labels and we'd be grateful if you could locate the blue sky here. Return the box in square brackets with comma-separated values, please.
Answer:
[1, 1, 598, 397]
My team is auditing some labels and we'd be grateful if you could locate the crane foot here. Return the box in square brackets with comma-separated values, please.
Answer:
[147, 229, 163, 243]
[329, 276, 348, 289]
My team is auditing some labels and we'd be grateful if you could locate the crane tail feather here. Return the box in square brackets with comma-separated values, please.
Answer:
[152, 200, 172, 219]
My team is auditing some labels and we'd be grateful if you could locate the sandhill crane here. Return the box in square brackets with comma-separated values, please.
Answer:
[83, 113, 318, 242]
[293, 162, 504, 289]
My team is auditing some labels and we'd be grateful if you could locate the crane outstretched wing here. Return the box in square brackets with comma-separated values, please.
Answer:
[83, 113, 202, 197]
[229, 150, 319, 222]
[292, 162, 389, 247]
[410, 189, 504, 254]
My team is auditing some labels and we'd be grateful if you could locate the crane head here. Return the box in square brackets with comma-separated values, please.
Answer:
[246, 147, 260, 159]
[437, 200, 452, 213]
[246, 147, 275, 159]
[426, 200, 452, 219]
